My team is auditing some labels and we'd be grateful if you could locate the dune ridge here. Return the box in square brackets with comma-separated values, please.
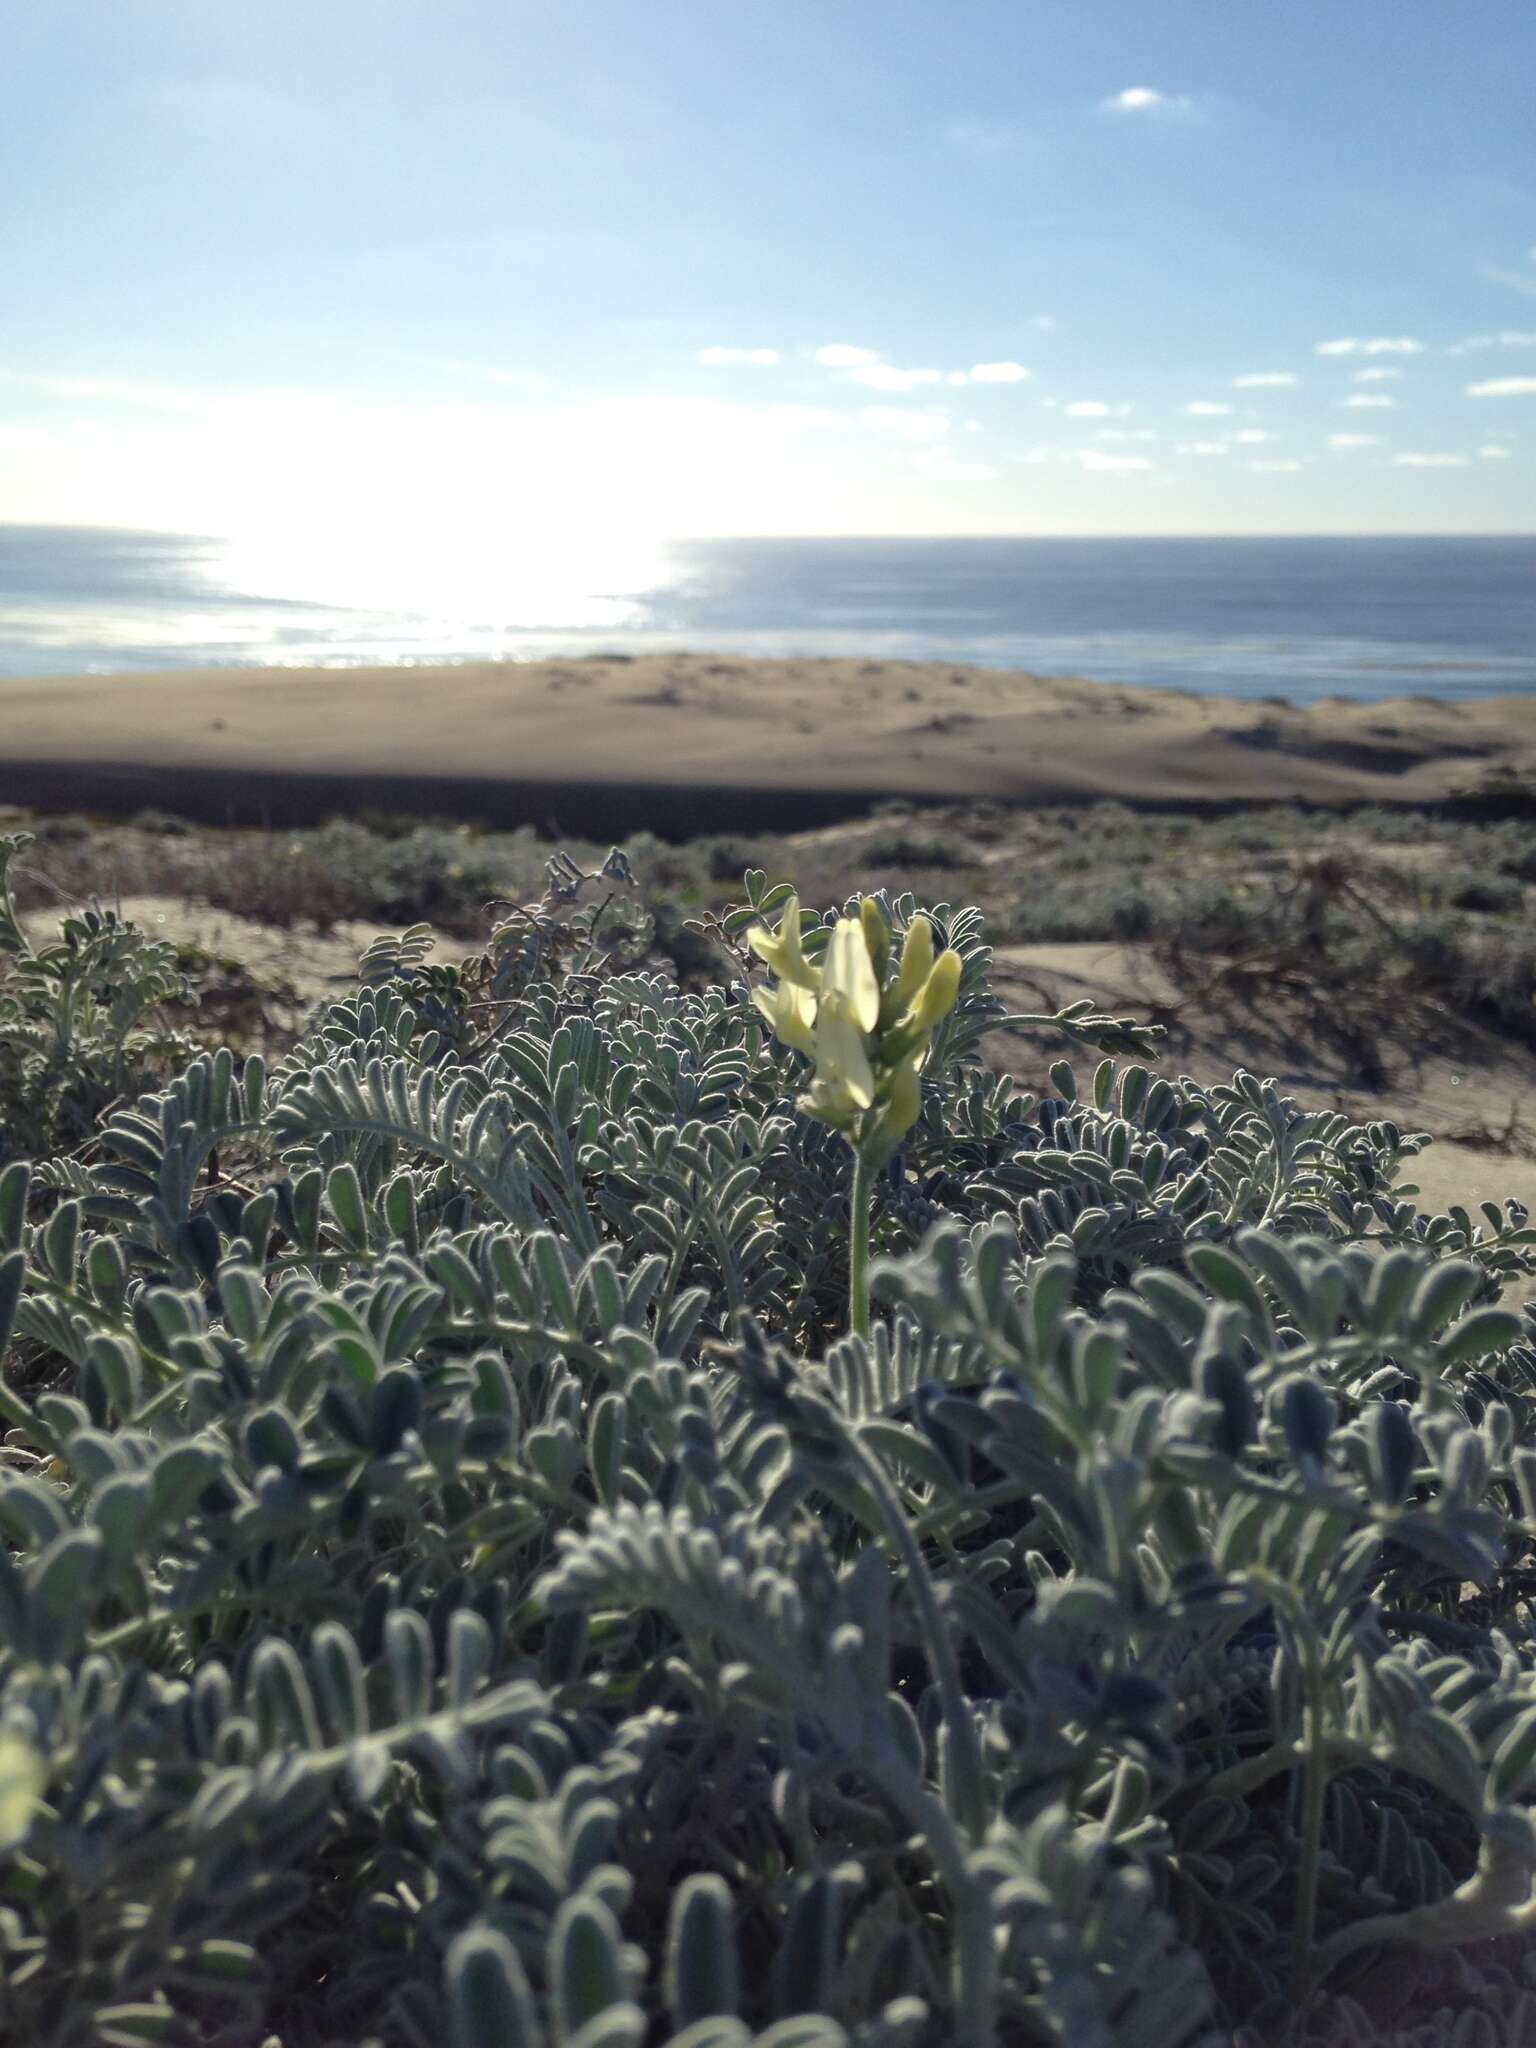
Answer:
[3, 653, 1532, 829]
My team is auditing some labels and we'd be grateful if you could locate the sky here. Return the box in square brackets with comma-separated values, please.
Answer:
[2, 0, 1535, 561]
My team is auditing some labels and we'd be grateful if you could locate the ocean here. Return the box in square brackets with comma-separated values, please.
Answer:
[1, 525, 1533, 704]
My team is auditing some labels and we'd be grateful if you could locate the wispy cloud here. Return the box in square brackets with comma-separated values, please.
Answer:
[1446, 330, 1536, 355]
[859, 405, 950, 442]
[848, 364, 944, 392]
[963, 360, 1031, 384]
[939, 116, 1016, 160]
[1466, 375, 1536, 397]
[1480, 444, 1512, 459]
[1249, 458, 1303, 472]
[1315, 336, 1423, 357]
[1185, 401, 1233, 416]
[1344, 394, 1395, 409]
[1029, 315, 1058, 332]
[1175, 440, 1229, 456]
[1393, 452, 1469, 467]
[1231, 429, 1273, 444]
[1232, 372, 1297, 388]
[397, 352, 551, 393]
[1065, 400, 1110, 417]
[696, 346, 779, 366]
[915, 450, 999, 482]
[1079, 451, 1154, 472]
[1483, 266, 1536, 299]
[1329, 433, 1381, 448]
[813, 344, 881, 368]
[1352, 367, 1402, 382]
[1100, 87, 1199, 117]
[0, 367, 207, 415]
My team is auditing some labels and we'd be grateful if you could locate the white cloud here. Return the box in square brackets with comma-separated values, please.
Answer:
[1352, 367, 1402, 382]
[1315, 336, 1423, 356]
[1176, 440, 1229, 456]
[1466, 376, 1536, 397]
[1248, 459, 1303, 472]
[1030, 314, 1058, 331]
[400, 353, 551, 393]
[1232, 372, 1297, 388]
[940, 116, 1015, 160]
[0, 367, 207, 415]
[813, 344, 881, 368]
[1393, 452, 1469, 467]
[1185, 401, 1233, 416]
[1447, 330, 1536, 355]
[696, 346, 779, 367]
[1232, 429, 1273, 444]
[1329, 433, 1381, 448]
[1100, 87, 1197, 116]
[916, 450, 999, 481]
[1480, 444, 1512, 459]
[1065, 400, 1111, 417]
[1079, 450, 1153, 472]
[1344, 394, 1395, 409]
[860, 405, 951, 442]
[1483, 265, 1536, 298]
[965, 360, 1031, 384]
[848, 364, 944, 392]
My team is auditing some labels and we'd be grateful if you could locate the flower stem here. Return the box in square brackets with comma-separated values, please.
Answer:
[848, 1141, 873, 1340]
[1290, 1640, 1329, 2012]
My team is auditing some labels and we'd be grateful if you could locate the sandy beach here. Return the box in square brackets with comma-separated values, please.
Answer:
[3, 654, 1532, 830]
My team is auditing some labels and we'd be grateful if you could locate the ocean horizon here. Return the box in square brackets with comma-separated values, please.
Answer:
[1, 524, 1533, 705]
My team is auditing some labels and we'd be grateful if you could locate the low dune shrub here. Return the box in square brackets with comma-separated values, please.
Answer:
[5, 853, 1536, 2046]
[1440, 868, 1527, 917]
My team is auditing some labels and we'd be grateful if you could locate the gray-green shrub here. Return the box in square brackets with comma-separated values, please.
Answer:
[2, 855, 1536, 2047]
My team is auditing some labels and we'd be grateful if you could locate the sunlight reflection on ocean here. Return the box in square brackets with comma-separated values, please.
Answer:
[1, 525, 1532, 703]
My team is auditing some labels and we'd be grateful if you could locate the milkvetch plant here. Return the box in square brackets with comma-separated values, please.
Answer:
[4, 848, 1536, 2047]
[749, 891, 961, 1335]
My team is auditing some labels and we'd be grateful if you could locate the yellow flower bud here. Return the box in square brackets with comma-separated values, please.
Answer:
[746, 892, 820, 991]
[0, 1732, 46, 1852]
[906, 948, 962, 1035]
[811, 993, 876, 1111]
[751, 978, 817, 1057]
[865, 1048, 924, 1164]
[859, 897, 891, 982]
[822, 916, 880, 1033]
[881, 911, 936, 1029]
[892, 913, 935, 1009]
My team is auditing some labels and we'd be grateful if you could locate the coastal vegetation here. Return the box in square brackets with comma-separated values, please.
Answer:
[3, 819, 1536, 2044]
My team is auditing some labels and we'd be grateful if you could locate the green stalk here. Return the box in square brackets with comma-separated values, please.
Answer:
[834, 1413, 990, 1845]
[848, 1140, 873, 1340]
[1290, 1641, 1329, 2012]
[863, 1748, 997, 2048]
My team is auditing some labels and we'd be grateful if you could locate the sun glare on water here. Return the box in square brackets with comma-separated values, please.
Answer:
[213, 519, 676, 638]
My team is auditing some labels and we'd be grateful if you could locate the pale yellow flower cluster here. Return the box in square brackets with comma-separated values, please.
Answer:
[0, 1730, 46, 1851]
[749, 893, 962, 1160]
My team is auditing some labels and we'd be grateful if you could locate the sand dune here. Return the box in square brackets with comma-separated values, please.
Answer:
[3, 653, 1532, 829]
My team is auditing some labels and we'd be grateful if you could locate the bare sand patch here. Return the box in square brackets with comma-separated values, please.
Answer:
[4, 654, 1531, 831]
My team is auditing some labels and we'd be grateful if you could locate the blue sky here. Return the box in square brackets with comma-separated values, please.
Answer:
[2, 0, 1534, 556]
